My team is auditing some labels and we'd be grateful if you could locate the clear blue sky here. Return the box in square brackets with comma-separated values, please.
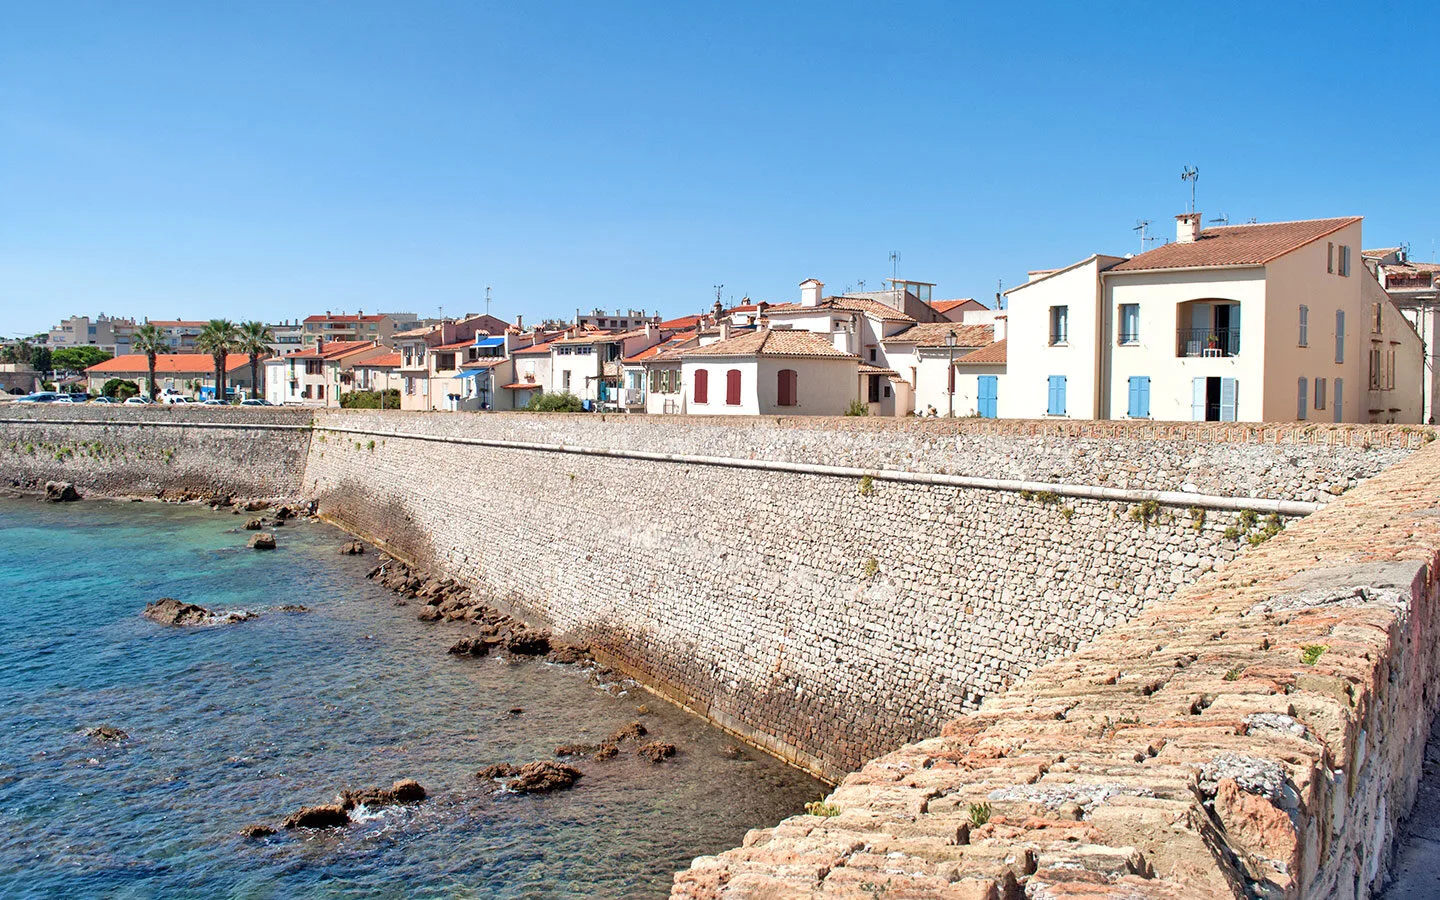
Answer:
[2, 1, 1436, 337]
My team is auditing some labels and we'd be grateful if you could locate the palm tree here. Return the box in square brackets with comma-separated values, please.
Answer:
[131, 323, 168, 400]
[195, 319, 239, 401]
[235, 321, 275, 400]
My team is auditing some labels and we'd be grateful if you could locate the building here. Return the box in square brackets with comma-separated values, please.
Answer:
[148, 321, 207, 353]
[47, 314, 139, 355]
[881, 323, 997, 418]
[394, 314, 513, 411]
[550, 326, 666, 409]
[351, 353, 402, 396]
[84, 353, 253, 398]
[267, 320, 306, 355]
[0, 364, 41, 395]
[1004, 214, 1423, 423]
[624, 330, 700, 413]
[504, 335, 560, 409]
[268, 340, 392, 407]
[1365, 247, 1440, 422]
[427, 334, 510, 412]
[574, 308, 660, 331]
[678, 328, 860, 416]
[301, 312, 398, 348]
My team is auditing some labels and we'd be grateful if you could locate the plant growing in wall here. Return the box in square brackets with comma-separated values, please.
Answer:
[804, 800, 841, 817]
[858, 475, 874, 496]
[1128, 499, 1161, 528]
[861, 557, 878, 579]
[844, 399, 869, 417]
[967, 802, 991, 826]
[1300, 644, 1327, 665]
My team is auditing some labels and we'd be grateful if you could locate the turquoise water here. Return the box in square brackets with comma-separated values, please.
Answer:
[0, 498, 820, 898]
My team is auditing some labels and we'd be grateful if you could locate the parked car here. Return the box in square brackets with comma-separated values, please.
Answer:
[239, 399, 273, 406]
[200, 399, 228, 406]
[161, 393, 192, 405]
[16, 392, 65, 403]
[123, 396, 153, 405]
[90, 396, 121, 404]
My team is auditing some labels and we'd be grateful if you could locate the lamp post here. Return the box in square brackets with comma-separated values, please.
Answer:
[945, 329, 957, 417]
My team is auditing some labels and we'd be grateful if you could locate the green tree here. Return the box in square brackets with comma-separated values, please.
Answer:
[131, 323, 169, 400]
[195, 319, 238, 401]
[340, 389, 401, 409]
[235, 321, 275, 400]
[525, 391, 584, 412]
[52, 346, 113, 371]
[101, 378, 140, 399]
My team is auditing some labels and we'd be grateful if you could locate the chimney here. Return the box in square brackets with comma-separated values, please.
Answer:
[317, 337, 325, 353]
[800, 279, 823, 307]
[719, 322, 732, 341]
[514, 314, 523, 330]
[1175, 212, 1202, 244]
[644, 322, 654, 340]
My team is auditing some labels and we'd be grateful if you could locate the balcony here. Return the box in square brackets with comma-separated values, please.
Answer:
[623, 388, 645, 407]
[1176, 326, 1240, 358]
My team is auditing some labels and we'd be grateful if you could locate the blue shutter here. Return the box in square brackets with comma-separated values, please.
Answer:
[1335, 311, 1346, 363]
[1047, 375, 1066, 415]
[977, 375, 997, 418]
[1192, 378, 1205, 421]
[1297, 376, 1307, 420]
[1127, 376, 1150, 418]
[1333, 378, 1344, 423]
[1137, 377, 1150, 417]
[1220, 378, 1237, 422]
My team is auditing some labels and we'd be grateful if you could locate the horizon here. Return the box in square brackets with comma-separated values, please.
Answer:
[2, 1, 1436, 337]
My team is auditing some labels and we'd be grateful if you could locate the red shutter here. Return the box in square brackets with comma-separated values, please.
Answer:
[726, 369, 742, 405]
[777, 369, 797, 406]
[693, 369, 708, 404]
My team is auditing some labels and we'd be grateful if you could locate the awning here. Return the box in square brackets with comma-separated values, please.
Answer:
[474, 337, 506, 348]
[502, 382, 539, 390]
[454, 369, 489, 379]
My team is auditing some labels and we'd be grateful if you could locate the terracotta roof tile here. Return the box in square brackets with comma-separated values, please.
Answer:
[86, 353, 250, 374]
[1109, 217, 1362, 272]
[681, 329, 856, 360]
[954, 339, 1007, 365]
[766, 297, 915, 322]
[501, 382, 542, 390]
[929, 298, 979, 314]
[302, 314, 388, 323]
[881, 323, 994, 348]
[356, 353, 401, 368]
[285, 340, 381, 360]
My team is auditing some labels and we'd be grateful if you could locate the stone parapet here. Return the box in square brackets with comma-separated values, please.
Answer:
[673, 443, 1440, 898]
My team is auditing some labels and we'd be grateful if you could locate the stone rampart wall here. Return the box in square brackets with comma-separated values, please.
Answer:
[302, 411, 1419, 779]
[675, 442, 1440, 899]
[0, 407, 313, 500]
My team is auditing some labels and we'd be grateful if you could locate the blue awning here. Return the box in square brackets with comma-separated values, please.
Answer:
[454, 369, 489, 379]
[474, 337, 505, 347]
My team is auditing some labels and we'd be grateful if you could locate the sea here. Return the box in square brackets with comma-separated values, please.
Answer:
[0, 497, 821, 898]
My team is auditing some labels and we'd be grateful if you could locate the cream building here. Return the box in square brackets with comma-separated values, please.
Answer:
[679, 329, 859, 416]
[1005, 215, 1423, 423]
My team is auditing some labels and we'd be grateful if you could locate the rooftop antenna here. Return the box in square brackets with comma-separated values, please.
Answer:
[856, 278, 866, 291]
[996, 278, 1004, 310]
[1208, 213, 1229, 226]
[1133, 219, 1153, 253]
[713, 284, 724, 304]
[1180, 165, 1200, 212]
[485, 286, 492, 318]
[889, 250, 900, 281]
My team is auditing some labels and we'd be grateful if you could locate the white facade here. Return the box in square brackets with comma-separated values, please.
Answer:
[680, 355, 859, 416]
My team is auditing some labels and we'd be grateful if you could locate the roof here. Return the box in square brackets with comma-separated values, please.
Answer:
[501, 382, 542, 390]
[512, 338, 560, 356]
[625, 330, 698, 363]
[553, 331, 619, 346]
[302, 314, 389, 323]
[355, 352, 401, 368]
[858, 364, 899, 376]
[1363, 247, 1403, 259]
[86, 353, 250, 375]
[454, 356, 508, 369]
[881, 323, 994, 348]
[1109, 217, 1362, 272]
[765, 296, 915, 323]
[680, 329, 857, 360]
[285, 340, 381, 361]
[147, 320, 207, 328]
[953, 339, 1007, 365]
[929, 299, 981, 314]
[657, 314, 703, 330]
[431, 340, 477, 352]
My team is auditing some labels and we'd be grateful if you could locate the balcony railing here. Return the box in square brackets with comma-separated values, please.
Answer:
[1176, 326, 1240, 358]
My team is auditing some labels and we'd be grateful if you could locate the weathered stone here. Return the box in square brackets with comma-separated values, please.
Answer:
[243, 518, 263, 530]
[143, 598, 210, 626]
[248, 532, 276, 550]
[239, 823, 276, 839]
[637, 741, 677, 763]
[282, 804, 349, 829]
[87, 725, 128, 743]
[508, 761, 582, 793]
[337, 779, 426, 810]
[43, 481, 80, 502]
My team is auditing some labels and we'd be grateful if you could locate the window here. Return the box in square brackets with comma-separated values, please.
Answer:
[1339, 245, 1351, 277]
[777, 369, 797, 407]
[1298, 306, 1309, 347]
[1049, 306, 1069, 345]
[868, 374, 881, 403]
[1387, 348, 1397, 390]
[1192, 377, 1238, 422]
[1335, 311, 1346, 363]
[1046, 375, 1066, 415]
[1315, 377, 1327, 410]
[1369, 347, 1382, 389]
[562, 371, 571, 391]
[1327, 242, 1334, 273]
[1127, 376, 1150, 418]
[868, 348, 877, 362]
[1334, 378, 1344, 422]
[1372, 302, 1383, 333]
[693, 369, 708, 404]
[725, 369, 741, 405]
[1297, 377, 1308, 420]
[1119, 304, 1139, 344]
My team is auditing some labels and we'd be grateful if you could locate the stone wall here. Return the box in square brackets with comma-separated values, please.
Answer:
[0, 407, 313, 501]
[302, 411, 1420, 780]
[675, 442, 1440, 899]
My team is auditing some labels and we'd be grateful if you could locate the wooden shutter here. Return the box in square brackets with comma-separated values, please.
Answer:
[1220, 378, 1237, 422]
[693, 368, 708, 404]
[1333, 378, 1344, 423]
[726, 369, 741, 405]
[777, 369, 797, 407]
[1192, 378, 1206, 421]
[1297, 376, 1307, 420]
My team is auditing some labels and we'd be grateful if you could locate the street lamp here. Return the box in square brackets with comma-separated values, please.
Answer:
[945, 329, 957, 417]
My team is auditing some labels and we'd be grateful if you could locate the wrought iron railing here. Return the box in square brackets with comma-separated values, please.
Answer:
[1176, 326, 1240, 357]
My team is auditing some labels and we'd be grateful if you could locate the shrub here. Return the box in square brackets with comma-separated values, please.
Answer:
[858, 475, 875, 496]
[339, 389, 401, 409]
[1300, 644, 1327, 666]
[844, 399, 870, 417]
[527, 391, 585, 413]
[1128, 499, 1161, 528]
[101, 378, 140, 399]
[1188, 506, 1206, 531]
[967, 802, 992, 826]
[861, 557, 878, 579]
[804, 800, 841, 817]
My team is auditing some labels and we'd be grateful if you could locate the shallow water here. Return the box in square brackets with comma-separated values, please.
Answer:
[0, 498, 821, 898]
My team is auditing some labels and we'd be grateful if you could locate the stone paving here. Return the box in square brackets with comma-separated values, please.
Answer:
[673, 443, 1440, 898]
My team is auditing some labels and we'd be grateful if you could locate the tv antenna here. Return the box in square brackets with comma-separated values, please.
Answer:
[1208, 213, 1229, 226]
[713, 284, 724, 304]
[1180, 165, 1199, 212]
[1133, 219, 1157, 253]
[996, 278, 1004, 310]
[856, 278, 866, 291]
[889, 250, 900, 280]
[485, 286, 492, 317]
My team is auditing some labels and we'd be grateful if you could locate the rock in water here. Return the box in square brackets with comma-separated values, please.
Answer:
[504, 630, 552, 656]
[43, 481, 80, 503]
[476, 763, 519, 780]
[282, 804, 350, 829]
[243, 518, 263, 530]
[87, 725, 128, 743]
[240, 824, 276, 839]
[337, 779, 427, 811]
[339, 540, 365, 555]
[607, 721, 647, 744]
[248, 533, 277, 550]
[555, 743, 601, 757]
[447, 636, 490, 657]
[593, 744, 619, 761]
[637, 741, 677, 763]
[508, 762, 582, 793]
[545, 643, 590, 664]
[143, 598, 211, 626]
[243, 499, 270, 512]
